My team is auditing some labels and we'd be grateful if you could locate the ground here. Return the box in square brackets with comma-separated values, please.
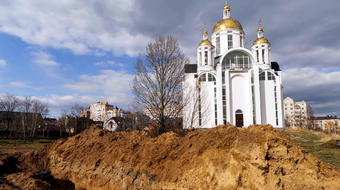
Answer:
[0, 139, 54, 155]
[282, 128, 340, 170]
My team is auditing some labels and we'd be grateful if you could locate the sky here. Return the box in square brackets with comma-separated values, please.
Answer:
[0, 0, 340, 117]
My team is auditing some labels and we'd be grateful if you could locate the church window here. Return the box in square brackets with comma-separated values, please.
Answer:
[204, 51, 208, 65]
[259, 72, 266, 80]
[199, 52, 202, 65]
[228, 35, 233, 49]
[198, 87, 202, 126]
[222, 87, 227, 124]
[222, 71, 225, 84]
[208, 73, 216, 82]
[267, 72, 275, 80]
[199, 73, 206, 82]
[256, 50, 259, 62]
[262, 49, 265, 63]
[240, 36, 243, 47]
[214, 87, 218, 125]
[216, 36, 221, 55]
[222, 51, 251, 70]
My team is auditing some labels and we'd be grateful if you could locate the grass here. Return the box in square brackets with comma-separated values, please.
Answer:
[282, 129, 340, 170]
[0, 138, 54, 154]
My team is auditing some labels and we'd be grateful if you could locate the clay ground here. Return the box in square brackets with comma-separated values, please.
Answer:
[1, 129, 339, 170]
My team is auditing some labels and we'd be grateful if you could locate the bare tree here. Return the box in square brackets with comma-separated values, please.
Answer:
[19, 97, 33, 140]
[0, 94, 20, 136]
[133, 35, 189, 134]
[183, 83, 211, 129]
[29, 100, 49, 139]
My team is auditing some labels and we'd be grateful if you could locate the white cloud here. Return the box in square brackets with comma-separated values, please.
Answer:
[63, 69, 134, 105]
[32, 51, 59, 66]
[0, 0, 151, 56]
[283, 67, 340, 115]
[0, 59, 6, 67]
[94, 60, 124, 67]
[10, 81, 30, 88]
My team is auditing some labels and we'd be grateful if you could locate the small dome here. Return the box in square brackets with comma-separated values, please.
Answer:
[223, 5, 230, 11]
[253, 37, 270, 45]
[257, 27, 263, 32]
[213, 18, 243, 33]
[199, 39, 212, 46]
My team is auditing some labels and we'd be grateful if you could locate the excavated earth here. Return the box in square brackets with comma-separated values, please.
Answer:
[1, 125, 340, 190]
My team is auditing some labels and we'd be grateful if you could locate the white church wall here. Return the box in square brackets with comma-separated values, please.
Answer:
[200, 81, 216, 128]
[230, 74, 252, 127]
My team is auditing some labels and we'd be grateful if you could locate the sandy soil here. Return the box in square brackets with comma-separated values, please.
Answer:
[1, 125, 340, 190]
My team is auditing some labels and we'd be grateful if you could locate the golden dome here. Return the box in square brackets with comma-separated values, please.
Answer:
[213, 18, 243, 33]
[257, 27, 263, 32]
[253, 37, 270, 45]
[223, 5, 230, 11]
[199, 39, 212, 46]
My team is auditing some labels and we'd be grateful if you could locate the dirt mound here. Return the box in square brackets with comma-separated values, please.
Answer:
[2, 125, 340, 189]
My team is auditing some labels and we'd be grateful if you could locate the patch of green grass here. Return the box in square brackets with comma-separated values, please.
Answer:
[282, 129, 340, 170]
[0, 139, 54, 147]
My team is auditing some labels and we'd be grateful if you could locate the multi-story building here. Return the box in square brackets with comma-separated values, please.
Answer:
[183, 1, 284, 129]
[81, 102, 125, 122]
[283, 97, 312, 128]
[313, 115, 339, 133]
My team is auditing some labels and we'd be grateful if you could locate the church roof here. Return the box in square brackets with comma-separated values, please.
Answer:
[271, 62, 281, 71]
[184, 64, 197, 73]
[213, 18, 243, 33]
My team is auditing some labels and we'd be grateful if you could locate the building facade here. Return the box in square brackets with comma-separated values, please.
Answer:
[283, 97, 312, 128]
[312, 116, 339, 133]
[81, 102, 125, 122]
[183, 1, 284, 129]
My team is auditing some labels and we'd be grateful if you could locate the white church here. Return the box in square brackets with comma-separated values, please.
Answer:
[183, 1, 284, 129]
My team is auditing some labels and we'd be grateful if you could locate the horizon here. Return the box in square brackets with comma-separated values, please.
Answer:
[0, 0, 340, 118]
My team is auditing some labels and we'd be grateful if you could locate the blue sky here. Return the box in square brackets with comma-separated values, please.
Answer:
[1, 0, 340, 117]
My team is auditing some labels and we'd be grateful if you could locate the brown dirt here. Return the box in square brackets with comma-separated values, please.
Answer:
[1, 125, 340, 190]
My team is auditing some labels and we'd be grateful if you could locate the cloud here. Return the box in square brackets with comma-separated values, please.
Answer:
[0, 0, 151, 56]
[63, 69, 134, 106]
[0, 59, 6, 67]
[94, 61, 124, 67]
[283, 68, 340, 116]
[32, 51, 59, 66]
[10, 81, 30, 88]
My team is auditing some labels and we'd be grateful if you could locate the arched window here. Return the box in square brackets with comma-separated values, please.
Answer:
[267, 72, 275, 80]
[259, 72, 266, 80]
[222, 51, 251, 70]
[208, 73, 216, 81]
[199, 74, 206, 82]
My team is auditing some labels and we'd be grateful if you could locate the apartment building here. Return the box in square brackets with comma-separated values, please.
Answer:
[283, 97, 312, 128]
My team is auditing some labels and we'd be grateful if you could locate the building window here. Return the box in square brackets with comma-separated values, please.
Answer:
[214, 87, 217, 126]
[208, 73, 216, 82]
[222, 71, 225, 84]
[199, 52, 202, 65]
[216, 35, 221, 55]
[222, 51, 251, 70]
[222, 86, 227, 124]
[204, 51, 208, 65]
[199, 73, 207, 82]
[256, 50, 259, 62]
[240, 36, 243, 47]
[267, 72, 275, 80]
[259, 72, 266, 80]
[228, 35, 233, 49]
[262, 49, 265, 63]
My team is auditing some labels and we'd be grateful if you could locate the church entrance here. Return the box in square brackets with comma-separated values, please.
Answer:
[235, 110, 243, 128]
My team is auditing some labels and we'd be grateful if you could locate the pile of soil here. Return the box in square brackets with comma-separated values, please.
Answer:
[1, 125, 340, 190]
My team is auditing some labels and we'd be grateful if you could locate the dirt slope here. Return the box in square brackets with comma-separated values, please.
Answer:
[3, 125, 340, 189]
